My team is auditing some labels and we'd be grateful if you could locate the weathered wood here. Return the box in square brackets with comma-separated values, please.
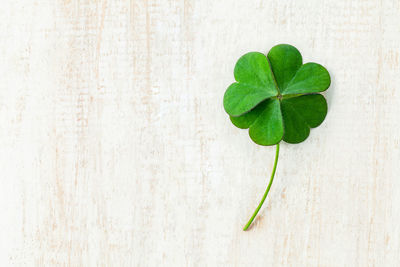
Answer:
[1, 0, 400, 265]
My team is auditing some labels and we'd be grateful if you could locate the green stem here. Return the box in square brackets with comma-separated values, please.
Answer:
[243, 143, 280, 231]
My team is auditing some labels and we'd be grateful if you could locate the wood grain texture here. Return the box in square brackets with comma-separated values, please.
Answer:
[1, 0, 400, 266]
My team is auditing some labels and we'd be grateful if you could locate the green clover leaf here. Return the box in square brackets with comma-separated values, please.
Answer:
[224, 44, 330, 145]
[223, 44, 331, 230]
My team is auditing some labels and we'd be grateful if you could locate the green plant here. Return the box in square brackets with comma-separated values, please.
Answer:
[223, 44, 331, 231]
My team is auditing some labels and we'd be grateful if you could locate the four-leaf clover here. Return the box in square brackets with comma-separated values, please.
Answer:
[223, 44, 331, 230]
[224, 44, 330, 145]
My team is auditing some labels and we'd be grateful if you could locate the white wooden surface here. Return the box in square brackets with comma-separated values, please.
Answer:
[1, 0, 400, 266]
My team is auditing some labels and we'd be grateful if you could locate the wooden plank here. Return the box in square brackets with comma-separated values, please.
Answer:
[0, 0, 399, 265]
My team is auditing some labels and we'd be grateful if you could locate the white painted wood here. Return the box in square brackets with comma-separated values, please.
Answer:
[1, 0, 400, 266]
